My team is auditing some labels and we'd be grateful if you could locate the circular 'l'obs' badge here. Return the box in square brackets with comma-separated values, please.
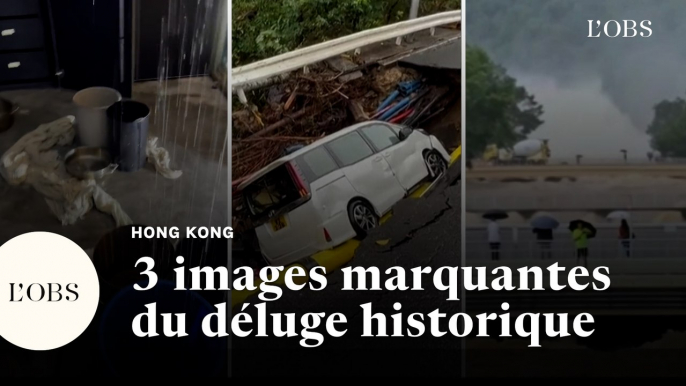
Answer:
[0, 232, 99, 350]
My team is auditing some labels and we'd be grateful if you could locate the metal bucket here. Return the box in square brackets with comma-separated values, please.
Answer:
[107, 100, 150, 172]
[73, 87, 122, 147]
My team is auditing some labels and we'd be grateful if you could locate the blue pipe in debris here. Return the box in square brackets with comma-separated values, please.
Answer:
[376, 90, 400, 112]
[398, 80, 421, 94]
[380, 96, 411, 121]
[385, 91, 423, 121]
[399, 79, 420, 89]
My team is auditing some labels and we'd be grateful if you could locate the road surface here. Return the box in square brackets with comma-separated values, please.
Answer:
[233, 177, 463, 377]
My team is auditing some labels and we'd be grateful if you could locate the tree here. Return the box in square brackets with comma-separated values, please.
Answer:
[465, 46, 543, 159]
[232, 0, 461, 66]
[647, 96, 686, 157]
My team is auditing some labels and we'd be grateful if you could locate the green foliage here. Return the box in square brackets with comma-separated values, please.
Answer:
[232, 0, 461, 66]
[466, 46, 543, 159]
[647, 96, 686, 156]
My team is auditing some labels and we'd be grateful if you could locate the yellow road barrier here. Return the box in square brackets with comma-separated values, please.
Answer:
[450, 145, 461, 167]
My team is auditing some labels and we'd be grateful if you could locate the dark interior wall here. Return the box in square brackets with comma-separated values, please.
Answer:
[135, 0, 216, 81]
[0, 0, 58, 90]
[49, 0, 132, 97]
[47, 0, 218, 93]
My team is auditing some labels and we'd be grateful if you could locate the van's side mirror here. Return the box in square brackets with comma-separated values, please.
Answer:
[398, 127, 413, 141]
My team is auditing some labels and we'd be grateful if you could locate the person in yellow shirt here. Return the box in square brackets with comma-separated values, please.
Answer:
[572, 222, 591, 267]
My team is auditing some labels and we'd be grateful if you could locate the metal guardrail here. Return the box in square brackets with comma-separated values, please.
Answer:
[467, 224, 686, 260]
[231, 11, 461, 92]
[532, 158, 686, 165]
[466, 223, 686, 230]
[466, 194, 686, 211]
[466, 238, 686, 260]
[545, 158, 686, 165]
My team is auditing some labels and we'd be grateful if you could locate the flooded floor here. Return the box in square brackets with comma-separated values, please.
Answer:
[0, 77, 228, 250]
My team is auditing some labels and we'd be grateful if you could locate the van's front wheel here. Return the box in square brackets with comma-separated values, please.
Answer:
[348, 200, 379, 237]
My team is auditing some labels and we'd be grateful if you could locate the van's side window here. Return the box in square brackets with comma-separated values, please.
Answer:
[361, 124, 400, 151]
[328, 131, 374, 166]
[301, 147, 338, 179]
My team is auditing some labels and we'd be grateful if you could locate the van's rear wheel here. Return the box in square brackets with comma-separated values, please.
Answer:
[348, 200, 379, 237]
[425, 150, 447, 180]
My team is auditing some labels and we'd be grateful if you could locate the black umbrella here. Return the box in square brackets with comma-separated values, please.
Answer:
[568, 220, 597, 238]
[482, 210, 508, 221]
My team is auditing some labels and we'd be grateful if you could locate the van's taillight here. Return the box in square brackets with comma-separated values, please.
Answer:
[286, 162, 309, 197]
[324, 228, 332, 242]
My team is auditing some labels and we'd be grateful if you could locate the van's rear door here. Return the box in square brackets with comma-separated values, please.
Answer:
[242, 161, 320, 264]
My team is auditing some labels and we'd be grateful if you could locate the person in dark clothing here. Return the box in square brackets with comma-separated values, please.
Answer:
[534, 228, 553, 259]
[487, 220, 500, 261]
[489, 242, 500, 260]
[619, 219, 632, 257]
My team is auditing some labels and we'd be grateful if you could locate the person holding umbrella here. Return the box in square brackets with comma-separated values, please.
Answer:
[569, 220, 596, 267]
[619, 219, 633, 258]
[607, 211, 634, 258]
[534, 228, 553, 259]
[531, 215, 559, 259]
[483, 210, 507, 260]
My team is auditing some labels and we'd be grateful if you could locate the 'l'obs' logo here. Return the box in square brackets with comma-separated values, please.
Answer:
[9, 283, 80, 302]
[0, 232, 99, 351]
[588, 20, 652, 38]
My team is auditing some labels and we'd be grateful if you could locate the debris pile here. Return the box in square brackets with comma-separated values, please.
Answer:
[232, 60, 458, 205]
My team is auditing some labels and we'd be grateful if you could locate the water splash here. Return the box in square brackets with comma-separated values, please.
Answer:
[147, 0, 225, 229]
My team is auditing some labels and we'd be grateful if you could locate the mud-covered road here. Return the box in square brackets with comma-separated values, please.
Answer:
[233, 164, 462, 377]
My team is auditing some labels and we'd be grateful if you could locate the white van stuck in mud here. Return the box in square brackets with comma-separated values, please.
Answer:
[238, 121, 451, 266]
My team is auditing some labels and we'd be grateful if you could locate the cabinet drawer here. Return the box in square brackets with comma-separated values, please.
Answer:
[0, 0, 40, 17]
[0, 52, 49, 82]
[0, 19, 45, 51]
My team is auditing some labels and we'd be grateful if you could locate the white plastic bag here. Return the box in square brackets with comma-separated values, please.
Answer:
[146, 136, 183, 179]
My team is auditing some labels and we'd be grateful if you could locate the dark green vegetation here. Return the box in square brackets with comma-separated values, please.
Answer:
[232, 0, 460, 66]
[468, 0, 686, 156]
[465, 46, 542, 159]
[647, 96, 686, 157]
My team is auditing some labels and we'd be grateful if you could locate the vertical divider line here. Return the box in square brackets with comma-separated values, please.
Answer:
[460, 0, 467, 379]
[226, 0, 232, 378]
